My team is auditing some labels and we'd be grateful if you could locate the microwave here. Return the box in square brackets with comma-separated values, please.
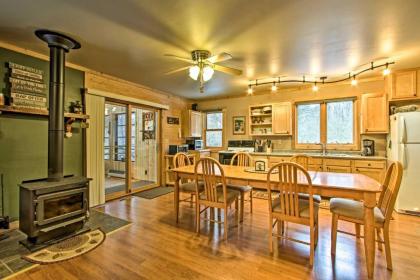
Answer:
[168, 144, 189, 155]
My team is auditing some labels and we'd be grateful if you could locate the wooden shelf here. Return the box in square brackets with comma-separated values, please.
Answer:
[250, 113, 272, 117]
[251, 123, 272, 126]
[0, 105, 89, 120]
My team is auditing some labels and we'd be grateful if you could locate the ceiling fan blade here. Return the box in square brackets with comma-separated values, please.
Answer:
[164, 54, 194, 64]
[214, 64, 242, 76]
[206, 52, 232, 64]
[165, 66, 190, 75]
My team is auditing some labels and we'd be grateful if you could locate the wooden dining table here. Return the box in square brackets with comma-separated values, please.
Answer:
[171, 164, 382, 278]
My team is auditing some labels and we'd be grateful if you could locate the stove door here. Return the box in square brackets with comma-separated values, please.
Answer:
[35, 187, 88, 226]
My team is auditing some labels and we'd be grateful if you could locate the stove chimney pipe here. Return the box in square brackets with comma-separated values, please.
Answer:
[35, 30, 81, 181]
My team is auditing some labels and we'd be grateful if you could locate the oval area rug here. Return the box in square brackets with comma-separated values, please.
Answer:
[23, 229, 105, 264]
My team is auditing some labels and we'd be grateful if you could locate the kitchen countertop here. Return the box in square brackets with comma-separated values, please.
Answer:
[218, 150, 387, 160]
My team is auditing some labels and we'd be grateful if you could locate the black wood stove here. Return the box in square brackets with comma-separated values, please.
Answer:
[19, 30, 90, 246]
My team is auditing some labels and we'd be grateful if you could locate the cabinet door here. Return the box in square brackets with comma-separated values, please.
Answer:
[272, 102, 292, 135]
[190, 111, 202, 137]
[325, 165, 352, 173]
[361, 93, 388, 134]
[391, 71, 417, 100]
[354, 167, 384, 182]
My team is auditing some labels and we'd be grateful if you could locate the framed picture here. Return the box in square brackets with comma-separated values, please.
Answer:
[255, 160, 266, 171]
[233, 116, 246, 135]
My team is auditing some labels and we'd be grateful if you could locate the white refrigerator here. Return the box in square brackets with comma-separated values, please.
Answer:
[387, 111, 420, 215]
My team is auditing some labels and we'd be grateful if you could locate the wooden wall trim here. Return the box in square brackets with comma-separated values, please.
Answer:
[86, 88, 169, 110]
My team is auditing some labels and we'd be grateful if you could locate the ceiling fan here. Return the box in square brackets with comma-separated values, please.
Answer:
[165, 50, 242, 93]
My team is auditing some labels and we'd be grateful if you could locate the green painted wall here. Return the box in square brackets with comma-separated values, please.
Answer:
[0, 47, 84, 219]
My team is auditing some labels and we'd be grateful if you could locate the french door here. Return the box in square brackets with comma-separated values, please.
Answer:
[104, 101, 160, 200]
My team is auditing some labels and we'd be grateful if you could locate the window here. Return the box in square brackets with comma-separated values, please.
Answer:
[297, 103, 321, 144]
[205, 111, 223, 148]
[326, 100, 353, 144]
[296, 99, 357, 149]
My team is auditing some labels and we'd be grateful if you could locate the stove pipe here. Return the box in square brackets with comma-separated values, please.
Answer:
[35, 30, 81, 181]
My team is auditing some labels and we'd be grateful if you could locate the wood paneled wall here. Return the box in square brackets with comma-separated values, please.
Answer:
[195, 78, 388, 156]
[85, 72, 188, 184]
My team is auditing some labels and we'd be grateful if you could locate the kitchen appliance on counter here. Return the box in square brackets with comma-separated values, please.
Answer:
[186, 139, 203, 150]
[219, 140, 255, 164]
[362, 139, 375, 156]
[168, 144, 189, 155]
[387, 112, 420, 215]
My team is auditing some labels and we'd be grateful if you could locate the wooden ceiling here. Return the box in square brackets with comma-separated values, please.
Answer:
[1, 0, 420, 99]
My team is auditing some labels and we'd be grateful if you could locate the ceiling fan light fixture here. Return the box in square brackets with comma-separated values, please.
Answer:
[202, 65, 214, 82]
[189, 65, 200, 80]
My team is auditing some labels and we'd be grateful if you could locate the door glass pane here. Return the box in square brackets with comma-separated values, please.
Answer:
[327, 101, 354, 144]
[297, 104, 321, 144]
[130, 107, 158, 190]
[104, 103, 127, 196]
[206, 131, 223, 147]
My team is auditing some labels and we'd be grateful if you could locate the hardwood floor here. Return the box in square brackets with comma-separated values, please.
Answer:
[12, 193, 420, 280]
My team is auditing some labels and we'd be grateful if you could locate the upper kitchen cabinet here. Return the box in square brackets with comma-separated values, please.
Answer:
[388, 70, 419, 101]
[182, 110, 202, 137]
[272, 102, 292, 135]
[361, 92, 388, 134]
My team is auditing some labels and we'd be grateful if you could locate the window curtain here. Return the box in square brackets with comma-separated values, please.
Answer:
[85, 93, 105, 207]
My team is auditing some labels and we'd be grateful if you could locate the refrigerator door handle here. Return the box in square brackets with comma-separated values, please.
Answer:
[400, 117, 407, 144]
[401, 144, 408, 169]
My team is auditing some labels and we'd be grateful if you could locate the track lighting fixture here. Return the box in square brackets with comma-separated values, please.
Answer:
[351, 75, 358, 86]
[247, 61, 394, 94]
[271, 82, 277, 92]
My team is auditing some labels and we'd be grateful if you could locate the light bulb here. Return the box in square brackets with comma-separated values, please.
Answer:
[351, 77, 358, 86]
[247, 86, 253, 95]
[189, 65, 200, 80]
[271, 83, 277, 92]
[383, 68, 391, 76]
[202, 65, 214, 82]
[312, 84, 319, 92]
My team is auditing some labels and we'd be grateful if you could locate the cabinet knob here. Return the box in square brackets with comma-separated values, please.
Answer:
[368, 163, 371, 166]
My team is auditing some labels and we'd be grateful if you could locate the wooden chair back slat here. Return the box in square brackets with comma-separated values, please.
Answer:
[195, 157, 227, 204]
[173, 153, 192, 184]
[290, 154, 311, 170]
[267, 162, 314, 223]
[230, 152, 253, 167]
[378, 161, 403, 222]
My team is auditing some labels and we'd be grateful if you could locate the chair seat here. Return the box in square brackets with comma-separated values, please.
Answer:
[199, 188, 240, 204]
[180, 181, 204, 193]
[272, 197, 319, 219]
[330, 198, 385, 224]
[227, 184, 252, 193]
[298, 193, 322, 203]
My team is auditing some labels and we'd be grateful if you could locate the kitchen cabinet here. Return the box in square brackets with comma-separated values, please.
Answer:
[361, 93, 388, 134]
[272, 102, 292, 135]
[389, 70, 418, 100]
[324, 158, 352, 173]
[268, 156, 291, 167]
[353, 160, 386, 182]
[183, 110, 202, 137]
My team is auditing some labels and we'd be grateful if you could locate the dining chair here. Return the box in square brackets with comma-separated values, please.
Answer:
[173, 152, 203, 213]
[228, 152, 253, 219]
[330, 161, 403, 270]
[195, 157, 241, 240]
[267, 162, 319, 266]
[290, 154, 322, 204]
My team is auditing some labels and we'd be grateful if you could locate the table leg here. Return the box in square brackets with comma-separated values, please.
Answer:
[174, 172, 180, 223]
[364, 193, 376, 278]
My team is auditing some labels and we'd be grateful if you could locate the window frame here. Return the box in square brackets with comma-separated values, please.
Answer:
[294, 98, 359, 151]
[204, 110, 224, 149]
